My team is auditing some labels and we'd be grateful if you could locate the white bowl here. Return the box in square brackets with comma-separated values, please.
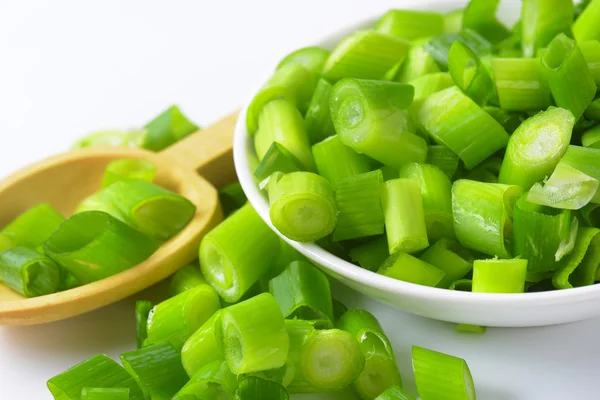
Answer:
[233, 1, 600, 327]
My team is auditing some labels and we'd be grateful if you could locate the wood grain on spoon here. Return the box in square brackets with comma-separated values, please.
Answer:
[0, 111, 238, 325]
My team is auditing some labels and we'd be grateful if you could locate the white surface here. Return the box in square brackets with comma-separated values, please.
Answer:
[0, 0, 596, 399]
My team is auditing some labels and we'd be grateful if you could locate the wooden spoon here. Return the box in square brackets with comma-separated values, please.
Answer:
[0, 112, 238, 325]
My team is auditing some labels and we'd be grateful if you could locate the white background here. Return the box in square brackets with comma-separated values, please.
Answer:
[0, 1, 598, 399]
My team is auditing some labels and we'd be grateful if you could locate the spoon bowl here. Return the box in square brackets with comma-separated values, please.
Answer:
[0, 112, 237, 325]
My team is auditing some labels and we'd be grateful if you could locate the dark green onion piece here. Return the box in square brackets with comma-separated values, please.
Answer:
[219, 182, 247, 217]
[381, 179, 429, 254]
[221, 293, 289, 375]
[521, 0, 574, 57]
[561, 145, 600, 204]
[43, 211, 159, 285]
[59, 273, 81, 292]
[135, 300, 153, 349]
[465, 156, 503, 183]
[553, 227, 600, 288]
[234, 376, 289, 400]
[73, 129, 144, 149]
[101, 159, 157, 188]
[77, 180, 196, 241]
[333, 170, 384, 241]
[349, 236, 389, 272]
[338, 309, 402, 399]
[304, 78, 336, 144]
[448, 40, 494, 105]
[574, 0, 600, 41]
[0, 247, 60, 297]
[269, 260, 334, 325]
[424, 29, 492, 70]
[579, 40, 600, 86]
[170, 263, 207, 296]
[449, 279, 473, 291]
[145, 284, 220, 348]
[419, 86, 509, 169]
[277, 46, 331, 75]
[375, 9, 444, 40]
[499, 107, 575, 189]
[322, 30, 411, 81]
[472, 258, 527, 293]
[513, 194, 573, 274]
[1, 203, 64, 250]
[491, 58, 552, 111]
[582, 126, 600, 149]
[580, 203, 600, 227]
[452, 180, 522, 258]
[375, 385, 416, 400]
[399, 163, 455, 242]
[541, 33, 596, 120]
[81, 388, 130, 400]
[181, 310, 224, 378]
[413, 346, 476, 400]
[142, 105, 199, 152]
[330, 78, 427, 169]
[420, 239, 474, 289]
[254, 142, 303, 182]
[176, 360, 237, 399]
[312, 135, 370, 187]
[199, 203, 280, 302]
[585, 98, 600, 121]
[121, 342, 189, 400]
[395, 45, 441, 83]
[463, 0, 510, 43]
[378, 252, 445, 287]
[246, 63, 317, 135]
[426, 145, 460, 179]
[47, 354, 145, 400]
[267, 172, 338, 242]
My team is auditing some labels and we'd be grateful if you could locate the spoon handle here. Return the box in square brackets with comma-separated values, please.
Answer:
[161, 111, 239, 188]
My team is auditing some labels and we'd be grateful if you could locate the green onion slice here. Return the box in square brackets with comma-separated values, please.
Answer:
[101, 159, 157, 188]
[142, 105, 199, 152]
[448, 41, 494, 104]
[176, 360, 237, 399]
[375, 385, 416, 400]
[472, 258, 528, 293]
[553, 227, 600, 289]
[135, 300, 153, 349]
[375, 9, 444, 40]
[378, 252, 446, 287]
[348, 236, 390, 272]
[170, 263, 207, 296]
[0, 247, 60, 297]
[420, 239, 474, 289]
[181, 310, 224, 378]
[312, 135, 371, 188]
[234, 376, 289, 400]
[521, 0, 574, 57]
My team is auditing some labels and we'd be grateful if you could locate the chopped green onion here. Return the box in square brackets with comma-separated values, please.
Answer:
[483, 107, 526, 134]
[330, 78, 427, 169]
[43, 211, 159, 285]
[448, 41, 494, 104]
[338, 309, 402, 399]
[267, 172, 338, 242]
[333, 170, 384, 241]
[77, 180, 196, 241]
[541, 33, 596, 120]
[219, 182, 248, 217]
[269, 260, 334, 325]
[521, 0, 574, 57]
[246, 63, 317, 135]
[349, 236, 389, 272]
[199, 203, 280, 302]
[375, 9, 444, 40]
[101, 159, 156, 188]
[72, 129, 144, 149]
[170, 263, 207, 296]
[580, 203, 600, 226]
[408, 73, 454, 130]
[449, 279, 473, 291]
[1, 203, 64, 250]
[473, 258, 528, 293]
[81, 388, 130, 400]
[561, 145, 600, 203]
[289, 329, 365, 393]
[412, 346, 476, 400]
[47, 354, 145, 400]
[312, 135, 370, 187]
[553, 227, 600, 288]
[579, 40, 600, 87]
[527, 162, 599, 210]
[381, 179, 429, 254]
[424, 29, 492, 70]
[574, 0, 600, 41]
[0, 247, 60, 297]
[463, 0, 510, 44]
[254, 142, 303, 182]
[513, 194, 573, 274]
[181, 310, 224, 378]
[498, 107, 575, 189]
[277, 47, 331, 75]
[585, 98, 600, 121]
[418, 86, 509, 169]
[425, 145, 460, 179]
[395, 45, 441, 83]
[420, 239, 474, 289]
[142, 105, 199, 152]
[59, 273, 81, 292]
[121, 342, 189, 400]
[444, 10, 464, 34]
[455, 324, 487, 334]
[304, 78, 336, 145]
[452, 180, 522, 258]
[582, 126, 600, 149]
[221, 293, 289, 375]
[275, 319, 317, 389]
[399, 163, 455, 242]
[378, 252, 445, 287]
[491, 58, 552, 111]
[322, 30, 411, 81]
[135, 300, 153, 349]
[234, 376, 289, 400]
[254, 99, 314, 171]
[375, 385, 416, 400]
[145, 284, 220, 348]
[176, 360, 237, 399]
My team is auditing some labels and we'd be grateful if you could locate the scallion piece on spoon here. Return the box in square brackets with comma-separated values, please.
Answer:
[101, 159, 157, 188]
[0, 247, 60, 297]
[1, 203, 64, 250]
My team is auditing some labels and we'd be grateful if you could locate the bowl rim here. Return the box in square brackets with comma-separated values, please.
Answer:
[232, 3, 600, 308]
